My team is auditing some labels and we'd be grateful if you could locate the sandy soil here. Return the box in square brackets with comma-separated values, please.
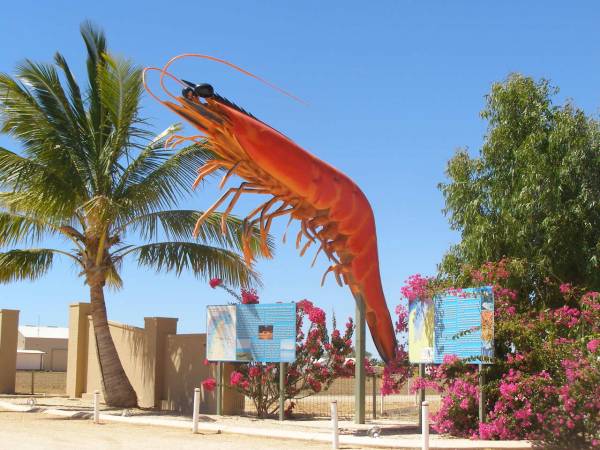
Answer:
[0, 408, 367, 450]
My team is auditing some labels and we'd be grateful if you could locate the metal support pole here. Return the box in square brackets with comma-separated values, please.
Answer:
[93, 390, 100, 424]
[418, 364, 425, 428]
[192, 387, 200, 433]
[331, 401, 339, 449]
[31, 371, 35, 395]
[421, 401, 429, 450]
[279, 362, 287, 421]
[216, 362, 223, 415]
[479, 363, 485, 423]
[372, 374, 377, 419]
[354, 294, 366, 424]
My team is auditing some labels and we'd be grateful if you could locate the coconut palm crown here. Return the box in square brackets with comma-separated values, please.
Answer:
[0, 22, 268, 407]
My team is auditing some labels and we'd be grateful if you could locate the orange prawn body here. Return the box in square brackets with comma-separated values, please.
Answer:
[147, 65, 397, 362]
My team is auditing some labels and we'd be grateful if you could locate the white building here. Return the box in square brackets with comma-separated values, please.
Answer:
[17, 326, 69, 371]
[16, 349, 45, 370]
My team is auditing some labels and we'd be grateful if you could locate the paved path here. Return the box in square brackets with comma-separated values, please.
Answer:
[0, 399, 532, 449]
[0, 408, 346, 450]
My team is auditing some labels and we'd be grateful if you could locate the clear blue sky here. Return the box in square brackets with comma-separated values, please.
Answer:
[1, 1, 599, 355]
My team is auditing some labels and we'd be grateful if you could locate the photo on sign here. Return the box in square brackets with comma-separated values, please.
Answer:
[258, 325, 274, 340]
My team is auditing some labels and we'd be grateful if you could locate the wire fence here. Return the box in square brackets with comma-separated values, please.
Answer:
[14, 370, 66, 395]
[240, 375, 439, 420]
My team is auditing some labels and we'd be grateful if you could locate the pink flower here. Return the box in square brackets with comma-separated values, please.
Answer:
[241, 288, 259, 304]
[499, 382, 518, 397]
[201, 378, 217, 391]
[559, 283, 572, 295]
[587, 339, 600, 353]
[248, 366, 261, 377]
[400, 274, 433, 301]
[442, 354, 459, 365]
[296, 299, 314, 313]
[230, 371, 243, 386]
[308, 378, 322, 393]
[308, 307, 326, 325]
[514, 407, 532, 420]
[209, 278, 222, 288]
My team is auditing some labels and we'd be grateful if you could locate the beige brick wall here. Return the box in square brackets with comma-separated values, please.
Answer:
[67, 303, 243, 414]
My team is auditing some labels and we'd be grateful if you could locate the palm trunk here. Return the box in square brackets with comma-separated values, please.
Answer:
[89, 275, 138, 407]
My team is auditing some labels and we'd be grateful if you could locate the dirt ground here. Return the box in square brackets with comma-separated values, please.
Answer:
[0, 408, 367, 450]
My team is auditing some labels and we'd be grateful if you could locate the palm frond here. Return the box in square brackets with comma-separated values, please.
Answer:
[105, 260, 123, 290]
[0, 72, 58, 146]
[96, 53, 148, 190]
[0, 212, 54, 247]
[124, 241, 260, 288]
[14, 59, 93, 187]
[117, 143, 214, 215]
[0, 249, 55, 282]
[114, 124, 181, 194]
[120, 210, 271, 257]
[0, 73, 87, 193]
[80, 20, 107, 140]
[53, 52, 87, 131]
[0, 148, 83, 218]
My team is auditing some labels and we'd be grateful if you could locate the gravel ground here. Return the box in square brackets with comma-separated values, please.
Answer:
[0, 408, 368, 450]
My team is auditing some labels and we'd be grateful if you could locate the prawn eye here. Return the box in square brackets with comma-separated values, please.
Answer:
[182, 87, 195, 98]
[194, 83, 214, 98]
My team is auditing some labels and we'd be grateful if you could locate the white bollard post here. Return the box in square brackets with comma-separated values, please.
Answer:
[192, 388, 200, 433]
[421, 401, 429, 450]
[93, 390, 100, 424]
[330, 401, 339, 449]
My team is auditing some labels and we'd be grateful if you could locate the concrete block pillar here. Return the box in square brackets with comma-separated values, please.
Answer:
[66, 303, 91, 398]
[144, 317, 178, 408]
[0, 309, 19, 394]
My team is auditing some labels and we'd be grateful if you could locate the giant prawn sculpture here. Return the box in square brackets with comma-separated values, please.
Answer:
[144, 55, 397, 362]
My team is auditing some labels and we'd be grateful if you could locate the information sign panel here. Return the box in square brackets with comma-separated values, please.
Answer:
[408, 286, 494, 364]
[207, 303, 296, 362]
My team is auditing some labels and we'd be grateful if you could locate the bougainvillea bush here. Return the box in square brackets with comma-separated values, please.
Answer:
[206, 279, 359, 418]
[401, 260, 600, 448]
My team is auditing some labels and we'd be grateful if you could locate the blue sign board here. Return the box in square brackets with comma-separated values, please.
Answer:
[206, 303, 297, 363]
[408, 286, 494, 364]
[433, 286, 494, 364]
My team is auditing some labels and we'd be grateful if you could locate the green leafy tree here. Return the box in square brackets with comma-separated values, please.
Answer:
[0, 22, 267, 407]
[439, 74, 600, 305]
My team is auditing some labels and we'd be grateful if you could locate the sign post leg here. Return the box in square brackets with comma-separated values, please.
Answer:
[354, 294, 366, 424]
[216, 362, 223, 415]
[279, 362, 287, 421]
[418, 364, 425, 428]
[372, 374, 377, 419]
[479, 363, 485, 423]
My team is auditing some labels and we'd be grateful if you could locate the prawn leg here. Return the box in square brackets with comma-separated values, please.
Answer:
[193, 182, 265, 236]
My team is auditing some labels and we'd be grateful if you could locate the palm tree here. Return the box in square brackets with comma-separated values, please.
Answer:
[0, 22, 267, 407]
